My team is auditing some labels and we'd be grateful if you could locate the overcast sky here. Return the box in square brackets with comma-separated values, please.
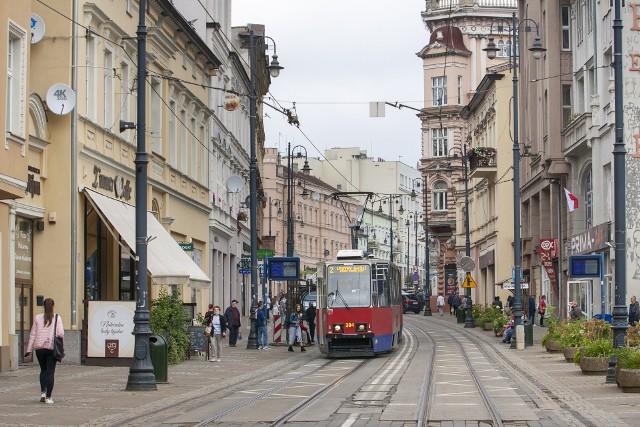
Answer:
[232, 1, 428, 168]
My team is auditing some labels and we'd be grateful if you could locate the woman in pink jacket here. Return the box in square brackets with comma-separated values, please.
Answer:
[25, 298, 64, 404]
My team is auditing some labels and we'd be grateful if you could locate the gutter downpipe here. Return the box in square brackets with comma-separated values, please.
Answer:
[70, 0, 79, 328]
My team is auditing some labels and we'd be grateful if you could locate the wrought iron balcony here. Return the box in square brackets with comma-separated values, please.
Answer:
[468, 147, 497, 179]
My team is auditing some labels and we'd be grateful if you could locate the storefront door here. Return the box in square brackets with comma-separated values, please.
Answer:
[15, 284, 33, 364]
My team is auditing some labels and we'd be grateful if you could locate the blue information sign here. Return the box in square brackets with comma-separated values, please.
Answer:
[569, 255, 602, 278]
[267, 257, 300, 281]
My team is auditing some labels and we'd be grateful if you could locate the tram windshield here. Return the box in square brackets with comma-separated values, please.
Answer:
[326, 264, 371, 308]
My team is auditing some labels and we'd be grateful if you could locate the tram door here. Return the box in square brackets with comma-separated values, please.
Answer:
[316, 266, 327, 350]
[567, 280, 591, 319]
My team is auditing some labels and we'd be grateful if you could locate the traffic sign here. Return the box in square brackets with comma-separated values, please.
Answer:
[461, 273, 477, 288]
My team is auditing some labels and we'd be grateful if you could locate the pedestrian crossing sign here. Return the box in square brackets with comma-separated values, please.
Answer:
[462, 273, 477, 288]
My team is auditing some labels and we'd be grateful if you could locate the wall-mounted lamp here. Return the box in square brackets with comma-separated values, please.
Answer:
[119, 120, 136, 133]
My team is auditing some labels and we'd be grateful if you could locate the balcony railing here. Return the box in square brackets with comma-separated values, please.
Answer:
[427, 0, 517, 9]
[468, 147, 497, 179]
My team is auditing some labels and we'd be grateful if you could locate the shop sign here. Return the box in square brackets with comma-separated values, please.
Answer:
[92, 165, 132, 201]
[569, 223, 609, 255]
[538, 238, 558, 295]
[179, 242, 194, 251]
[87, 301, 135, 358]
[15, 219, 33, 281]
[26, 165, 41, 197]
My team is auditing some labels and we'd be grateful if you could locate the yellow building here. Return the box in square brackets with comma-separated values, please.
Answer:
[460, 70, 515, 306]
[0, 0, 218, 371]
[1, 0, 32, 372]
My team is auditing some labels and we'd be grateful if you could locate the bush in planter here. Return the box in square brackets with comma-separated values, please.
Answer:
[472, 303, 484, 321]
[150, 287, 191, 365]
[492, 314, 509, 335]
[616, 346, 640, 369]
[583, 318, 612, 341]
[541, 319, 566, 347]
[558, 319, 587, 350]
[573, 338, 614, 364]
[625, 325, 640, 347]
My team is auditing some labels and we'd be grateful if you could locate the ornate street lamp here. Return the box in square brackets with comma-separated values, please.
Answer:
[484, 12, 545, 346]
[244, 25, 284, 350]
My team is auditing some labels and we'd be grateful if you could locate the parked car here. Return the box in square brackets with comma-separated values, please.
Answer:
[402, 291, 424, 314]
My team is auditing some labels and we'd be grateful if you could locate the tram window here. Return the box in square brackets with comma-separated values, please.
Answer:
[327, 264, 371, 307]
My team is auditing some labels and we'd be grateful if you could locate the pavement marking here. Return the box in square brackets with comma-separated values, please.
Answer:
[340, 413, 359, 427]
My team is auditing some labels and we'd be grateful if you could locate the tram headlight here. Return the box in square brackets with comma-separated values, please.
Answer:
[333, 324, 343, 333]
[356, 323, 367, 332]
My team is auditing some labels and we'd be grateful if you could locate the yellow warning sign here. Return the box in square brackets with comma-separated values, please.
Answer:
[461, 273, 477, 288]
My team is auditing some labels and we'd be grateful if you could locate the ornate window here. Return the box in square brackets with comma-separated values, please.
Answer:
[432, 181, 448, 211]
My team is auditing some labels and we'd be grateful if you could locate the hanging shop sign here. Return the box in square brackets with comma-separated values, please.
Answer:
[92, 165, 132, 201]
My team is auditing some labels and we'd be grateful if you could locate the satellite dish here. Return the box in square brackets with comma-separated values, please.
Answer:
[311, 192, 320, 201]
[225, 175, 244, 193]
[222, 93, 241, 111]
[46, 83, 76, 115]
[31, 14, 46, 44]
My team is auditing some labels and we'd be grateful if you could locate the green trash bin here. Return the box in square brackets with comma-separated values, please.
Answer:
[523, 321, 533, 347]
[456, 308, 466, 324]
[149, 335, 168, 383]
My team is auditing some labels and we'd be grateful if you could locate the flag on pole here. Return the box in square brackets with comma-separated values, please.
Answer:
[564, 188, 579, 212]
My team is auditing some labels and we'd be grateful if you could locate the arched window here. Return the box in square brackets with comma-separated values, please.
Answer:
[151, 199, 160, 220]
[432, 181, 448, 211]
[584, 168, 592, 229]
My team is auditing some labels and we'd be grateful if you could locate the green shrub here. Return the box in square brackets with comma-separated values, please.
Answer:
[542, 320, 566, 346]
[150, 288, 190, 364]
[493, 315, 508, 334]
[616, 346, 640, 369]
[472, 303, 484, 320]
[625, 325, 640, 347]
[479, 306, 503, 325]
[573, 338, 613, 364]
[558, 319, 587, 350]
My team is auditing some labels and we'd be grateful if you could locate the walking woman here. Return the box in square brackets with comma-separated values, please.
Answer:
[207, 305, 227, 362]
[25, 298, 64, 404]
[287, 304, 306, 353]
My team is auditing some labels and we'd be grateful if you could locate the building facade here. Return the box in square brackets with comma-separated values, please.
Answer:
[1, 0, 216, 371]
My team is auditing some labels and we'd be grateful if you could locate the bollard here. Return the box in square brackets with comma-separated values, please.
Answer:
[273, 315, 282, 343]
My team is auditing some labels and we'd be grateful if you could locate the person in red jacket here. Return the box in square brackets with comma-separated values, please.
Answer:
[538, 295, 547, 327]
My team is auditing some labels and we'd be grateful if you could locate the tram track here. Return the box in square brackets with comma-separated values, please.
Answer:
[405, 317, 505, 426]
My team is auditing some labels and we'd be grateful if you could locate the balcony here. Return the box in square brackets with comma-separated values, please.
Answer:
[562, 112, 592, 157]
[467, 147, 497, 179]
[426, 0, 517, 9]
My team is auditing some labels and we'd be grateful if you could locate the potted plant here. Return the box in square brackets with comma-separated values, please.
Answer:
[558, 319, 586, 361]
[472, 304, 484, 327]
[541, 318, 564, 352]
[493, 314, 509, 337]
[236, 210, 248, 222]
[615, 346, 640, 393]
[573, 338, 613, 375]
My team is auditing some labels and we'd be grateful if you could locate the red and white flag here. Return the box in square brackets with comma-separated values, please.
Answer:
[564, 188, 579, 212]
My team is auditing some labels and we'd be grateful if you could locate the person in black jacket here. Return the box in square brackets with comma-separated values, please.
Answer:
[224, 300, 241, 347]
[207, 305, 227, 362]
[305, 302, 316, 343]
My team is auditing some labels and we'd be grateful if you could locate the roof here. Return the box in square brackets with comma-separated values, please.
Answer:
[417, 26, 472, 58]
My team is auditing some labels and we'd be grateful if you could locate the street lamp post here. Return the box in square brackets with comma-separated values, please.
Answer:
[607, 0, 628, 383]
[447, 145, 474, 328]
[405, 219, 411, 282]
[484, 12, 546, 346]
[286, 144, 311, 257]
[126, 0, 156, 391]
[246, 26, 283, 350]
[411, 178, 431, 316]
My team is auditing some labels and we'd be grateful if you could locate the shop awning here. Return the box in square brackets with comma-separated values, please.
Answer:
[84, 188, 211, 288]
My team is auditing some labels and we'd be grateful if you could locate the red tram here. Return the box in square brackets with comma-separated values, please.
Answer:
[315, 249, 403, 357]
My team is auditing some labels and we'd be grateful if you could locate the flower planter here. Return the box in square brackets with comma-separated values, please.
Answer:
[483, 322, 493, 331]
[563, 347, 579, 362]
[545, 339, 561, 352]
[579, 356, 609, 375]
[616, 368, 640, 393]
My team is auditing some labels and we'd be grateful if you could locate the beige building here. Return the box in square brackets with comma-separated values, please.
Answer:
[262, 147, 356, 293]
[460, 71, 515, 306]
[419, 0, 516, 300]
[1, 0, 32, 372]
[0, 0, 217, 370]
